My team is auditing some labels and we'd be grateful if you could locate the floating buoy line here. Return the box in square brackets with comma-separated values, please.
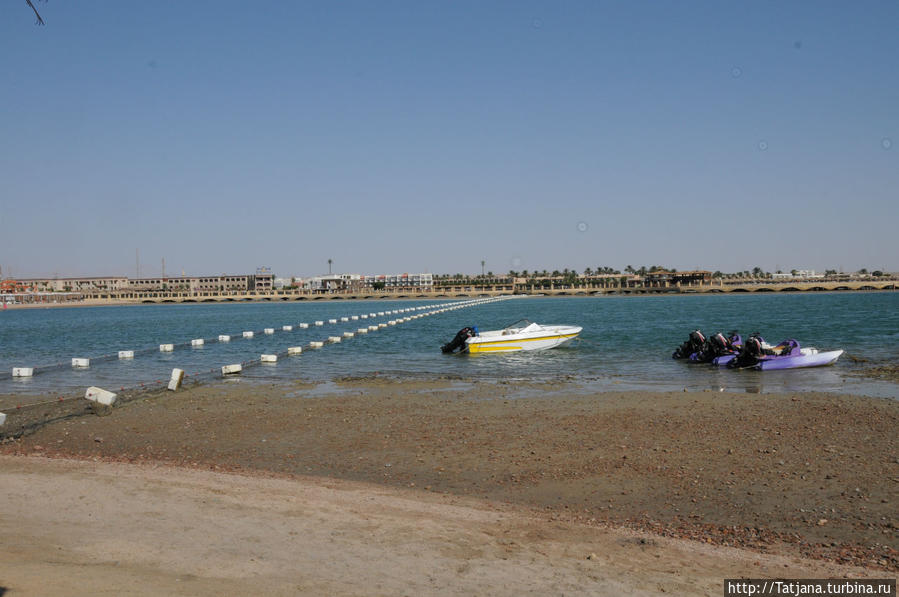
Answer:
[0, 297, 517, 427]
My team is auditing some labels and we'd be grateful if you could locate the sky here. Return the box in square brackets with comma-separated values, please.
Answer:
[1, 1, 897, 279]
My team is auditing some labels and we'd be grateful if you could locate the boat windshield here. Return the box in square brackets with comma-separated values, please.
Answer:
[502, 319, 532, 331]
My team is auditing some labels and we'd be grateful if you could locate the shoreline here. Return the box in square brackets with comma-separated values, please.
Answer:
[3, 287, 896, 310]
[2, 379, 896, 574]
[2, 455, 884, 597]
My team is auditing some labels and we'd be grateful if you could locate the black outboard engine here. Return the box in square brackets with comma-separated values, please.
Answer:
[441, 327, 476, 353]
[672, 330, 707, 359]
[728, 334, 765, 368]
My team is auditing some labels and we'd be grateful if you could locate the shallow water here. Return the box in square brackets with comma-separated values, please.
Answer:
[1, 293, 896, 398]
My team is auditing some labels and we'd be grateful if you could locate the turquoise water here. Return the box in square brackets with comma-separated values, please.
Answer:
[1, 293, 897, 398]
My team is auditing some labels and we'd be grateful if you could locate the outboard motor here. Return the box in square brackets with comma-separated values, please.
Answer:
[672, 330, 707, 359]
[729, 334, 765, 368]
[441, 326, 477, 353]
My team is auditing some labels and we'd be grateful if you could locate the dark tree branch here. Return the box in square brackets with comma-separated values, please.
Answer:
[26, 0, 45, 25]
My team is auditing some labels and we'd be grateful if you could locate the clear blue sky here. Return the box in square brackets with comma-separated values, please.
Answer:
[2, 1, 897, 279]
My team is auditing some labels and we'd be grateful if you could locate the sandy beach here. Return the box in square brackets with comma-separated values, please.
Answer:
[1, 379, 896, 595]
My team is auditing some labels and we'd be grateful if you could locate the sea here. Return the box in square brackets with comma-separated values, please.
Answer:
[1, 292, 897, 400]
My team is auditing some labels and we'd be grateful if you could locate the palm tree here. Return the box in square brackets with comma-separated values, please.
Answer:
[625, 265, 635, 274]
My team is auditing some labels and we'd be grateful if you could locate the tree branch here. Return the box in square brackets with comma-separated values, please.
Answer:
[25, 0, 45, 25]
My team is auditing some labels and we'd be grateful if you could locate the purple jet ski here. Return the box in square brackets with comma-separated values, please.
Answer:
[722, 336, 843, 370]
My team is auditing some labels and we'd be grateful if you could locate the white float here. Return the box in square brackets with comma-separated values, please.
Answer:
[283, 325, 293, 331]
[264, 328, 275, 335]
[219, 335, 231, 342]
[261, 354, 278, 363]
[12, 367, 33, 377]
[222, 364, 242, 375]
[160, 344, 174, 352]
[168, 368, 185, 391]
[314, 321, 324, 326]
[378, 323, 387, 329]
[328, 319, 337, 324]
[299, 323, 309, 329]
[287, 346, 303, 355]
[388, 320, 397, 325]
[309, 341, 324, 348]
[118, 351, 134, 359]
[357, 328, 368, 334]
[191, 339, 204, 347]
[328, 336, 341, 343]
[243, 331, 254, 338]
[360, 314, 368, 319]
[72, 358, 90, 368]
[368, 325, 378, 331]
[341, 317, 349, 322]
[351, 315, 359, 321]
[343, 332, 354, 338]
[84, 386, 117, 406]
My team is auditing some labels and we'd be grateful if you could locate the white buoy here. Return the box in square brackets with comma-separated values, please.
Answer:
[328, 336, 341, 343]
[0, 412, 6, 426]
[264, 328, 275, 335]
[377, 311, 384, 316]
[343, 332, 354, 338]
[261, 354, 278, 363]
[222, 364, 242, 375]
[368, 325, 379, 331]
[351, 315, 359, 321]
[191, 338, 204, 347]
[357, 328, 368, 334]
[315, 321, 324, 326]
[12, 367, 33, 377]
[72, 358, 90, 368]
[287, 346, 303, 355]
[340, 317, 350, 322]
[388, 320, 397, 325]
[299, 323, 309, 329]
[243, 331, 254, 338]
[378, 323, 388, 329]
[118, 351, 134, 359]
[360, 314, 368, 319]
[328, 319, 338, 324]
[283, 325, 293, 331]
[85, 386, 117, 406]
[168, 368, 185, 391]
[159, 344, 174, 352]
[309, 341, 324, 348]
[219, 335, 231, 342]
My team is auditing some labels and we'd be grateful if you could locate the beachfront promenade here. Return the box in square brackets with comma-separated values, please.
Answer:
[11, 278, 895, 306]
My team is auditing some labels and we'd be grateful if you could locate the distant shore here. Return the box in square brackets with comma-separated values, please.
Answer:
[3, 285, 896, 311]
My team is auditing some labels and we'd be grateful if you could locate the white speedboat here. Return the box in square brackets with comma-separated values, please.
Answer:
[441, 319, 582, 354]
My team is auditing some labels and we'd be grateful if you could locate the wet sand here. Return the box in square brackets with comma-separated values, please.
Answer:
[2, 378, 896, 590]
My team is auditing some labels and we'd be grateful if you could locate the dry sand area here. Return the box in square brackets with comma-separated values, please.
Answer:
[1, 379, 897, 595]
